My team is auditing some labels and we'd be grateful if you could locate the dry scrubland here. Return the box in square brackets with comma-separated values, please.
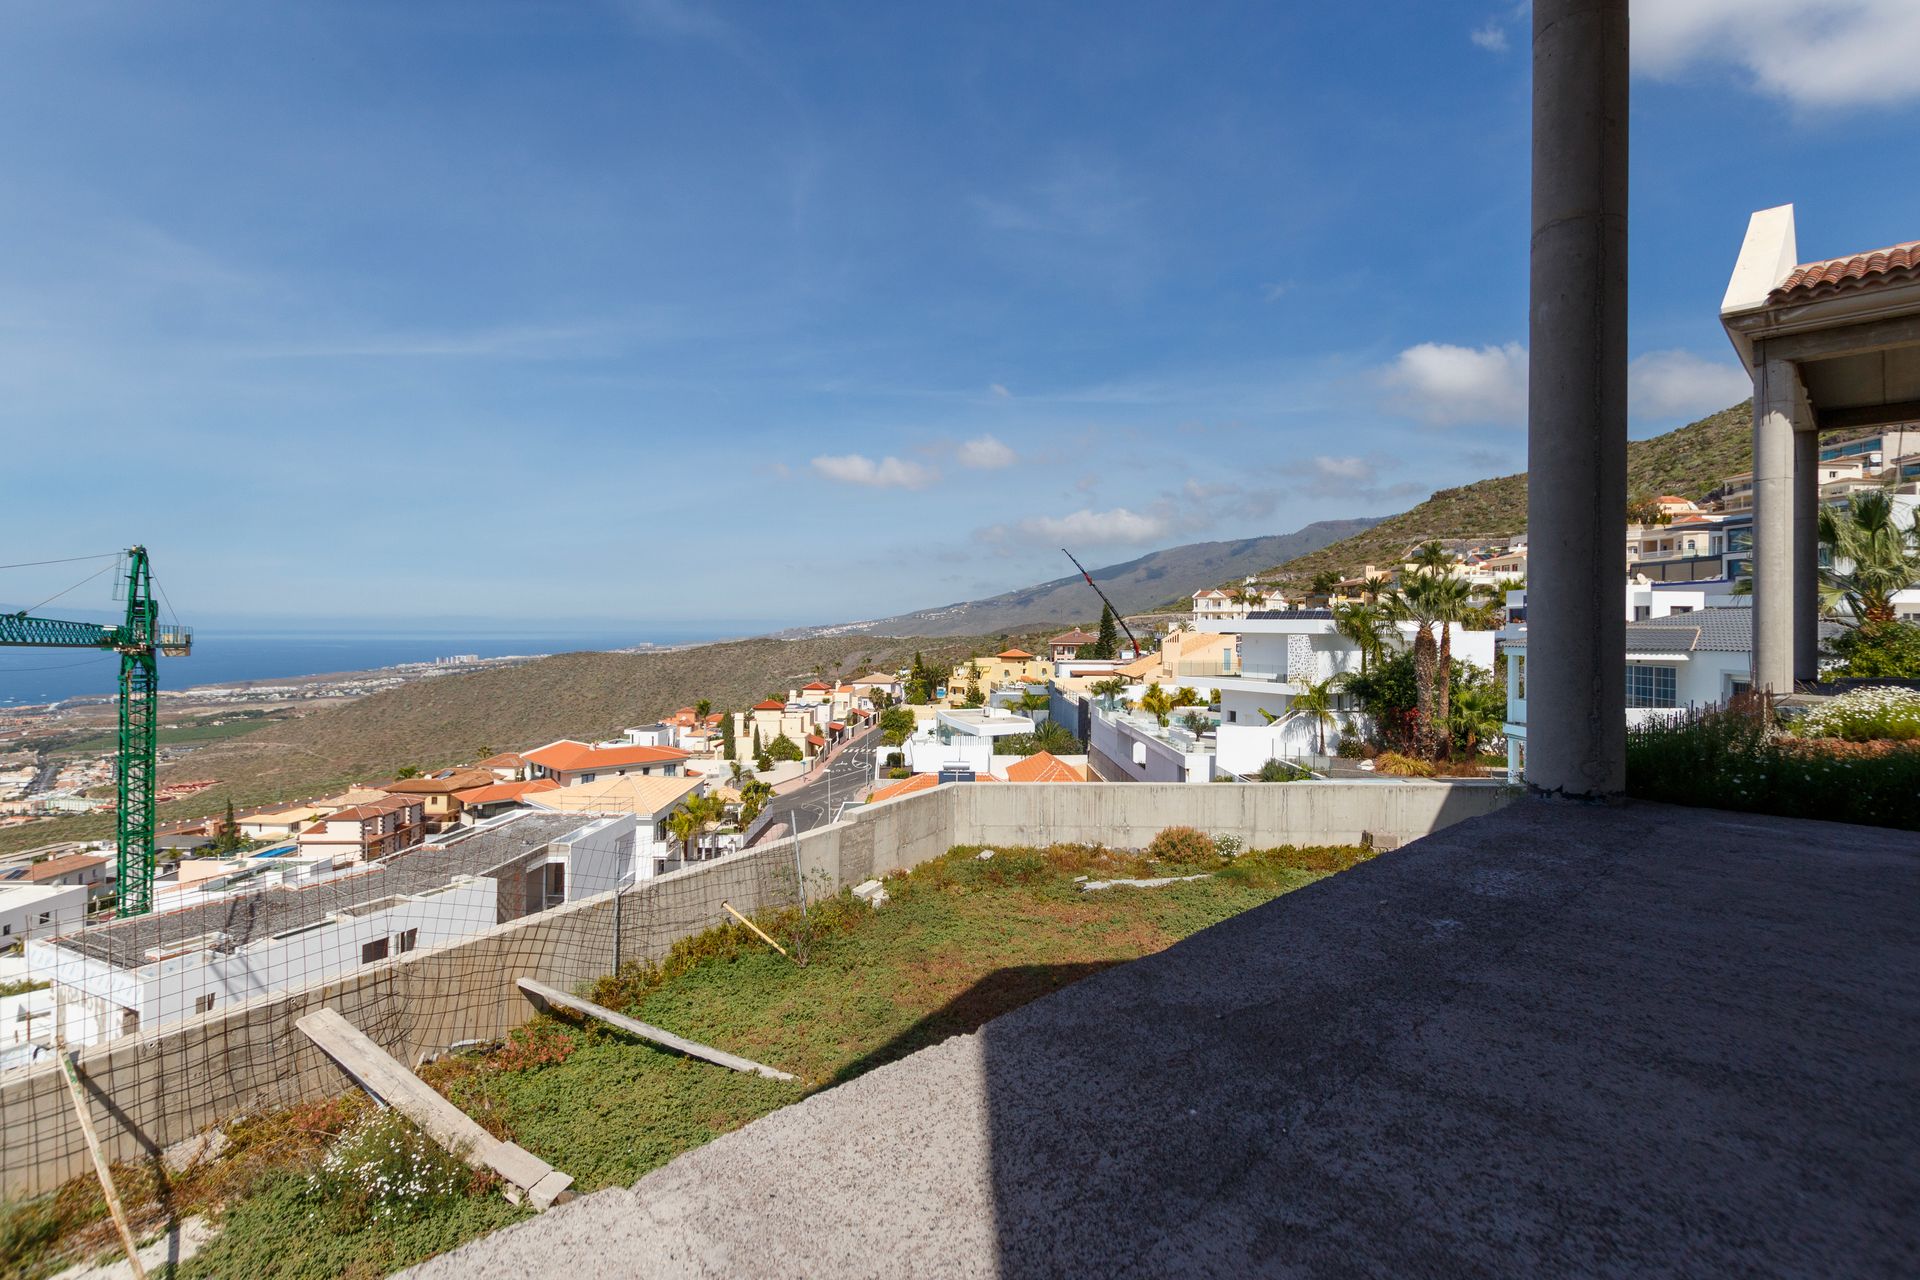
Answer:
[1269, 401, 1753, 582]
[0, 635, 998, 857]
[2, 833, 1374, 1280]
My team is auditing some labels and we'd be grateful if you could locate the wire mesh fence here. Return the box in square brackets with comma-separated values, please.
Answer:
[0, 807, 823, 1199]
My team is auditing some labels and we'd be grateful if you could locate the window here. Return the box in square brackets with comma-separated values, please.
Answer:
[361, 937, 389, 964]
[1633, 605, 1650, 621]
[194, 994, 217, 1015]
[1514, 655, 1526, 699]
[38, 912, 50, 924]
[1625, 665, 1678, 709]
[396, 928, 418, 953]
[1669, 605, 1692, 616]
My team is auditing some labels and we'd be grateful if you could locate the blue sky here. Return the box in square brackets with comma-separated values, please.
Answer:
[4, 1, 1920, 634]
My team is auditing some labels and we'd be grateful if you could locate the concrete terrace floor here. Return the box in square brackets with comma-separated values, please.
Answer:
[406, 799, 1920, 1279]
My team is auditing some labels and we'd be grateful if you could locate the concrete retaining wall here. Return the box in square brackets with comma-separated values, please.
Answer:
[0, 780, 1511, 1199]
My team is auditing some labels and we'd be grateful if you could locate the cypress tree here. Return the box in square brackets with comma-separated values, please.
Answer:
[1096, 605, 1119, 659]
[721, 712, 736, 760]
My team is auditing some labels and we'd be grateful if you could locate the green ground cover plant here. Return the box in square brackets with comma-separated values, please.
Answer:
[1627, 697, 1920, 830]
[3, 835, 1373, 1278]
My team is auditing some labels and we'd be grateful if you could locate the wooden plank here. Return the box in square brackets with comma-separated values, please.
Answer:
[517, 977, 796, 1082]
[59, 1055, 148, 1280]
[296, 1008, 574, 1209]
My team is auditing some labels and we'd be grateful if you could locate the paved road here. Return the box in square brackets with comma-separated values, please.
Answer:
[758, 729, 880, 840]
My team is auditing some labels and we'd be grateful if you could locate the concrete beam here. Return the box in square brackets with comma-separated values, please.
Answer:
[1524, 0, 1629, 798]
[1761, 313, 1920, 364]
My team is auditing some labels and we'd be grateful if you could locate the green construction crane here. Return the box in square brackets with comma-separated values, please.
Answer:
[1, 547, 191, 916]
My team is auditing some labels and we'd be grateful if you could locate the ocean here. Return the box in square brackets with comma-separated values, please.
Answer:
[0, 628, 731, 708]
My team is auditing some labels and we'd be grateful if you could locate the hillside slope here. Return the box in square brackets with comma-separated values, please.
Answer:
[1267, 401, 1752, 581]
[0, 635, 984, 856]
[807, 519, 1380, 638]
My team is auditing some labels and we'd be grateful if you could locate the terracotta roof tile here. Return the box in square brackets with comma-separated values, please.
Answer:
[1771, 240, 1920, 303]
[1002, 751, 1085, 783]
[26, 854, 108, 881]
[521, 739, 690, 772]
[995, 648, 1036, 660]
[867, 773, 939, 804]
[451, 779, 561, 805]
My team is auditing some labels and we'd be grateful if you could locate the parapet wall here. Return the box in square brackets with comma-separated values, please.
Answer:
[0, 780, 1511, 1198]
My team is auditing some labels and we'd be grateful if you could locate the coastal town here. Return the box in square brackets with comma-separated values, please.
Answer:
[4, 6, 1920, 1278]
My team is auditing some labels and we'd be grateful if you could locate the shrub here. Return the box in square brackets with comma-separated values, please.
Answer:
[1628, 701, 1920, 831]
[1334, 737, 1367, 760]
[1828, 620, 1920, 679]
[1796, 685, 1920, 742]
[887, 767, 911, 779]
[1256, 758, 1310, 782]
[1375, 752, 1436, 778]
[311, 1111, 480, 1224]
[766, 734, 804, 763]
[1146, 826, 1218, 865]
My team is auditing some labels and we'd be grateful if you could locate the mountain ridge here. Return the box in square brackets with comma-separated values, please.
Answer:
[782, 518, 1382, 638]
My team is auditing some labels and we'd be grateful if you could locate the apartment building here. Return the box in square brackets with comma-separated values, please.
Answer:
[297, 795, 427, 865]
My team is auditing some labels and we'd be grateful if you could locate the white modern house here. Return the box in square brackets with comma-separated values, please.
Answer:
[1202, 611, 1496, 774]
[1499, 607, 1811, 780]
[1087, 707, 1216, 783]
[27, 877, 500, 1047]
[0, 884, 86, 949]
[901, 707, 1035, 777]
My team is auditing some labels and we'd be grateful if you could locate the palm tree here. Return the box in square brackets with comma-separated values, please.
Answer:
[1170, 686, 1204, 707]
[1333, 600, 1392, 673]
[1410, 541, 1454, 574]
[1428, 573, 1473, 741]
[1389, 573, 1447, 758]
[666, 793, 729, 861]
[1139, 683, 1174, 725]
[1361, 574, 1392, 604]
[1089, 676, 1129, 709]
[1291, 676, 1338, 756]
[1014, 690, 1052, 717]
[1448, 683, 1504, 760]
[1309, 569, 1342, 606]
[1819, 490, 1920, 625]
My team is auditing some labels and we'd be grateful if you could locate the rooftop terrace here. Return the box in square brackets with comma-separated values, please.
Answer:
[57, 812, 582, 970]
[408, 799, 1919, 1278]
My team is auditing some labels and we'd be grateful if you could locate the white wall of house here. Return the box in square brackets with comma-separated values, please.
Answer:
[546, 815, 638, 897]
[0, 885, 86, 948]
[1088, 711, 1213, 783]
[902, 709, 1035, 776]
[26, 877, 499, 1046]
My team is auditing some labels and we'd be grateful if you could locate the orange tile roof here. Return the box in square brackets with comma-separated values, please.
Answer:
[867, 773, 939, 804]
[752, 699, 785, 711]
[521, 739, 690, 772]
[802, 681, 830, 691]
[26, 854, 108, 881]
[320, 796, 422, 823]
[1002, 752, 1085, 783]
[452, 779, 561, 805]
[476, 753, 525, 768]
[1050, 629, 1099, 645]
[996, 648, 1035, 660]
[1772, 240, 1920, 302]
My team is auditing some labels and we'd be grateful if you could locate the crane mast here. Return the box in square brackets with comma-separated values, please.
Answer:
[1, 546, 190, 916]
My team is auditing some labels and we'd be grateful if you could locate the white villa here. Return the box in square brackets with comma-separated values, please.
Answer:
[1203, 610, 1494, 775]
[1498, 606, 1828, 781]
[901, 707, 1036, 777]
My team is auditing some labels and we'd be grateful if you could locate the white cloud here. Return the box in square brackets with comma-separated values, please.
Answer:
[1633, 0, 1920, 109]
[1015, 507, 1170, 545]
[989, 382, 1012, 399]
[810, 453, 936, 489]
[1311, 455, 1377, 483]
[1261, 281, 1294, 302]
[1629, 349, 1752, 421]
[955, 434, 1017, 469]
[1471, 22, 1509, 52]
[1383, 341, 1529, 426]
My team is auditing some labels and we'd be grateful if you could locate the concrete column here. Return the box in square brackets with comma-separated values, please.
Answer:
[1751, 358, 1800, 693]
[1793, 428, 1820, 684]
[1524, 0, 1629, 798]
